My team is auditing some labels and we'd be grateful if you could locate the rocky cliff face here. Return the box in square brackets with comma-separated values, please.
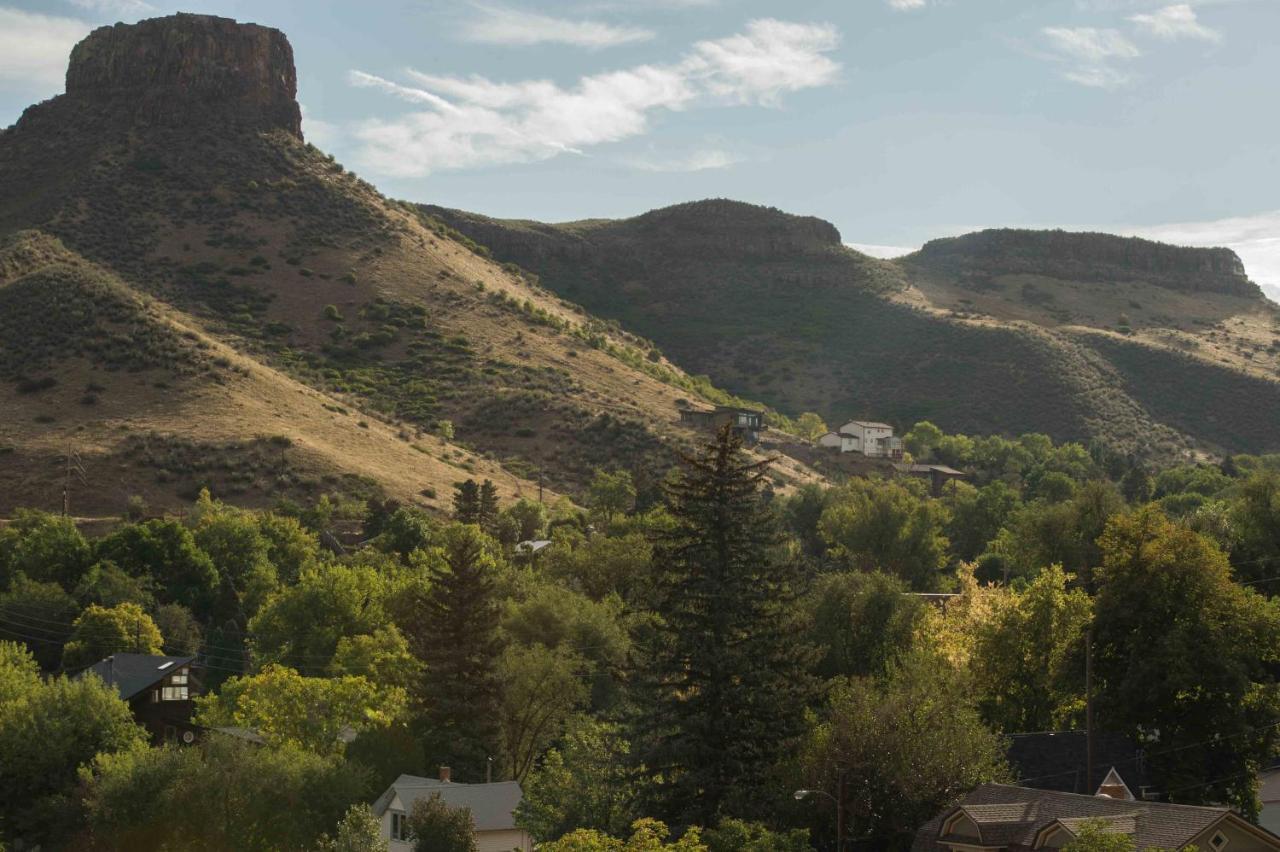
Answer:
[913, 229, 1258, 297]
[19, 13, 301, 138]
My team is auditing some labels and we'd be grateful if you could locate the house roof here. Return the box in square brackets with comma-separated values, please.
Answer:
[912, 783, 1261, 851]
[372, 774, 523, 833]
[894, 463, 966, 476]
[1007, 730, 1153, 798]
[842, 420, 892, 430]
[81, 654, 196, 700]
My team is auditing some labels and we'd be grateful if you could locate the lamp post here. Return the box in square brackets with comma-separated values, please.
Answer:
[795, 769, 847, 852]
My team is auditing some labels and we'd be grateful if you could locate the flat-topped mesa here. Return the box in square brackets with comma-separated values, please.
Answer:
[913, 228, 1259, 298]
[60, 13, 301, 138]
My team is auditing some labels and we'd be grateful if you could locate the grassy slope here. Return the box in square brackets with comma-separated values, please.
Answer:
[427, 201, 1280, 459]
[0, 232, 551, 516]
[0, 106, 821, 514]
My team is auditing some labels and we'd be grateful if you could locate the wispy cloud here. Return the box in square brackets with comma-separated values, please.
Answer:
[350, 18, 840, 177]
[459, 5, 654, 49]
[0, 7, 91, 91]
[1129, 4, 1222, 42]
[1041, 26, 1141, 87]
[623, 147, 746, 172]
[887, 0, 928, 10]
[68, 0, 156, 14]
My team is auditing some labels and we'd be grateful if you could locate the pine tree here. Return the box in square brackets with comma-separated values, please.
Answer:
[478, 480, 500, 535]
[632, 424, 817, 827]
[452, 480, 482, 525]
[412, 523, 505, 780]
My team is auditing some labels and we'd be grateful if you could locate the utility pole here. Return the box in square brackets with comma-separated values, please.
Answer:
[62, 445, 85, 517]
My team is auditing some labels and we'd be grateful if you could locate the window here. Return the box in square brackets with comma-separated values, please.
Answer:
[151, 689, 160, 703]
[171, 671, 188, 685]
[1209, 831, 1229, 850]
[161, 686, 189, 701]
[391, 812, 407, 841]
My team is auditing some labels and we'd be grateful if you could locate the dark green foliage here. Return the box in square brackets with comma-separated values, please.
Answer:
[632, 426, 817, 826]
[1093, 508, 1280, 816]
[81, 736, 372, 852]
[0, 509, 93, 590]
[409, 524, 505, 780]
[95, 519, 219, 617]
[406, 792, 477, 852]
[807, 571, 925, 679]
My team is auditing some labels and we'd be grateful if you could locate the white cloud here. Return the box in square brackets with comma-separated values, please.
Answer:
[887, 0, 927, 9]
[0, 7, 91, 91]
[624, 148, 746, 172]
[68, 0, 156, 14]
[350, 18, 840, 177]
[300, 104, 341, 151]
[847, 242, 917, 258]
[459, 5, 653, 49]
[1041, 26, 1141, 87]
[1129, 4, 1222, 41]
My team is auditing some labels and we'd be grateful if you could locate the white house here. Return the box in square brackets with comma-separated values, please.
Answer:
[838, 420, 903, 459]
[373, 770, 532, 852]
[816, 430, 843, 449]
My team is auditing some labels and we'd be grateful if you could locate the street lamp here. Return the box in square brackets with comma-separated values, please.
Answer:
[794, 773, 847, 852]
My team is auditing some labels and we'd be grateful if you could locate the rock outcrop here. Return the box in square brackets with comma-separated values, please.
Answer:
[17, 13, 301, 138]
[913, 228, 1258, 297]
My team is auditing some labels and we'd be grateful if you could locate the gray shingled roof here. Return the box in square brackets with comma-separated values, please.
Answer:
[81, 654, 195, 700]
[912, 783, 1265, 851]
[372, 775, 523, 832]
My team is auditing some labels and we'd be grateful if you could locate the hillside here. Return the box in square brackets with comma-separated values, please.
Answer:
[427, 200, 1280, 459]
[0, 15, 817, 515]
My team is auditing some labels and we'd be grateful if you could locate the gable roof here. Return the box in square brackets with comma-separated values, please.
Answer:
[914, 783, 1256, 851]
[841, 420, 893, 431]
[81, 654, 196, 700]
[1007, 730, 1152, 798]
[372, 774, 523, 833]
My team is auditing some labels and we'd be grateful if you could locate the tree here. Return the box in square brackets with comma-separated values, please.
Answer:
[62, 602, 164, 668]
[249, 562, 391, 673]
[795, 412, 828, 442]
[1092, 508, 1280, 816]
[1230, 469, 1280, 584]
[807, 571, 925, 679]
[518, 717, 645, 842]
[376, 506, 437, 561]
[903, 421, 944, 459]
[411, 523, 506, 779]
[633, 425, 817, 826]
[74, 560, 156, 609]
[799, 651, 1008, 850]
[1060, 820, 1137, 852]
[195, 664, 404, 754]
[0, 576, 78, 669]
[0, 641, 40, 707]
[95, 519, 219, 617]
[944, 481, 1019, 562]
[504, 498, 549, 543]
[498, 644, 589, 781]
[588, 469, 636, 522]
[0, 666, 145, 847]
[152, 603, 203, 655]
[407, 792, 477, 852]
[540, 820, 705, 852]
[192, 491, 279, 622]
[703, 819, 809, 852]
[451, 480, 499, 534]
[779, 483, 831, 559]
[317, 805, 389, 852]
[82, 736, 371, 852]
[0, 509, 92, 590]
[330, 625, 422, 693]
[543, 531, 653, 603]
[971, 565, 1090, 732]
[819, 478, 949, 590]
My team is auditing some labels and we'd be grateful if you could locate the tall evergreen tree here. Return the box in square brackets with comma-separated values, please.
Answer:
[632, 425, 817, 827]
[411, 523, 505, 780]
[478, 480, 500, 535]
[452, 481, 482, 525]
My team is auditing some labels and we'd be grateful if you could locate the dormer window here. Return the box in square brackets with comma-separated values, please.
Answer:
[391, 812, 408, 841]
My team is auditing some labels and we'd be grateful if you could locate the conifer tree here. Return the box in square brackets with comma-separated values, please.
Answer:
[632, 425, 816, 827]
[452, 480, 482, 525]
[412, 523, 505, 780]
[478, 480, 500, 535]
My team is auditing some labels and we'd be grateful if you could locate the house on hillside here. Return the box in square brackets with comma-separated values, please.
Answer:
[913, 783, 1280, 850]
[895, 462, 967, 496]
[817, 430, 843, 450]
[80, 653, 201, 745]
[679, 406, 764, 444]
[1008, 731, 1153, 802]
[373, 769, 531, 852]
[838, 420, 903, 459]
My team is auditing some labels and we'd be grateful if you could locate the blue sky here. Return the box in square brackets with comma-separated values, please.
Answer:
[3, 0, 1278, 296]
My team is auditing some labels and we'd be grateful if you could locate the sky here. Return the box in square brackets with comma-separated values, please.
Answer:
[2, 0, 1278, 298]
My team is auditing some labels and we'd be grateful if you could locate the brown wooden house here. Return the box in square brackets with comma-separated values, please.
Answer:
[82, 653, 202, 745]
[679, 406, 764, 444]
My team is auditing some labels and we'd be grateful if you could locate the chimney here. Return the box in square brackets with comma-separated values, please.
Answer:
[439, 765, 451, 783]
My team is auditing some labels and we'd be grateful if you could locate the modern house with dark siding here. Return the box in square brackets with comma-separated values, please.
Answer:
[81, 653, 201, 745]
